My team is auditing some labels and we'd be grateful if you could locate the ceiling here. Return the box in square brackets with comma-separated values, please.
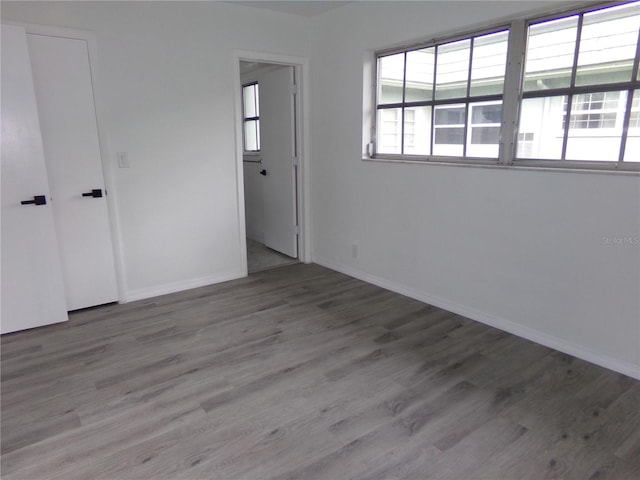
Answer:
[229, 1, 351, 17]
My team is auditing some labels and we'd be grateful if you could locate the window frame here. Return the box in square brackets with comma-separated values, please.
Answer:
[374, 24, 511, 166]
[242, 82, 260, 153]
[368, 1, 640, 172]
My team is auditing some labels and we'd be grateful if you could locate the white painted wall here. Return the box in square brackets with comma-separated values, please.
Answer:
[309, 1, 640, 378]
[1, 1, 312, 300]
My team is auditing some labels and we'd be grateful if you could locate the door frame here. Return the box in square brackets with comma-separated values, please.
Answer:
[233, 51, 311, 275]
[7, 21, 127, 302]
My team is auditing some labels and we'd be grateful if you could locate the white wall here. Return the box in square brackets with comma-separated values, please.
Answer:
[309, 1, 640, 378]
[1, 1, 311, 300]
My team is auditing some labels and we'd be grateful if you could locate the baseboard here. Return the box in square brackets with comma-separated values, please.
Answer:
[313, 256, 640, 380]
[122, 270, 245, 303]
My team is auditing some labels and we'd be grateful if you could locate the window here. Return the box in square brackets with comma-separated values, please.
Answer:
[519, 2, 640, 164]
[371, 1, 640, 171]
[564, 92, 620, 130]
[242, 83, 260, 152]
[517, 132, 535, 157]
[376, 29, 509, 159]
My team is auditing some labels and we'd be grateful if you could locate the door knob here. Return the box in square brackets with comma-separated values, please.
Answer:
[260, 169, 267, 176]
[82, 189, 103, 198]
[21, 195, 47, 206]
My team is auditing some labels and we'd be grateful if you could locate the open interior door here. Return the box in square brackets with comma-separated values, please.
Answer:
[260, 66, 298, 258]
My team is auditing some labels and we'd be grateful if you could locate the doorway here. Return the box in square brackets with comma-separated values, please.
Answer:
[239, 60, 304, 273]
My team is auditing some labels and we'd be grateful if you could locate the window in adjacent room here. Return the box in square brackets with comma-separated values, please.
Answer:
[242, 82, 260, 152]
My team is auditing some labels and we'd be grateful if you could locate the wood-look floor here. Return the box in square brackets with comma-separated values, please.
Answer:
[1, 263, 639, 480]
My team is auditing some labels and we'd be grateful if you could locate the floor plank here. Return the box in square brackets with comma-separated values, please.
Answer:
[1, 263, 638, 479]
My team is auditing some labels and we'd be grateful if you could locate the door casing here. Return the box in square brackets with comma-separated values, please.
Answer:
[233, 51, 311, 276]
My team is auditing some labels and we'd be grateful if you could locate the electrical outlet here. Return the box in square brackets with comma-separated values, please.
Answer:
[351, 242, 358, 259]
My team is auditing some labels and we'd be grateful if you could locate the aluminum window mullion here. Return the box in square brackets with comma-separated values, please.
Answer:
[401, 53, 407, 154]
[618, 28, 640, 162]
[500, 19, 527, 164]
[521, 82, 639, 100]
[560, 13, 584, 161]
[431, 45, 438, 156]
[569, 13, 584, 89]
[377, 93, 504, 110]
[462, 39, 474, 158]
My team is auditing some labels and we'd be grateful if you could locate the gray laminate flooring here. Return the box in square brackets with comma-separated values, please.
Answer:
[1, 264, 638, 480]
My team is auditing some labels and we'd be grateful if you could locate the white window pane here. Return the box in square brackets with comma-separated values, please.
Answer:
[467, 101, 502, 158]
[433, 128, 465, 156]
[524, 16, 578, 91]
[517, 96, 566, 159]
[624, 90, 638, 162]
[404, 106, 431, 155]
[624, 136, 640, 162]
[433, 104, 466, 156]
[471, 102, 502, 124]
[243, 85, 257, 118]
[576, 3, 640, 87]
[434, 105, 466, 125]
[405, 48, 434, 102]
[567, 91, 621, 129]
[254, 84, 260, 116]
[435, 39, 471, 100]
[566, 90, 626, 161]
[244, 120, 258, 151]
[379, 53, 404, 104]
[629, 89, 640, 129]
[470, 30, 508, 96]
[377, 108, 402, 154]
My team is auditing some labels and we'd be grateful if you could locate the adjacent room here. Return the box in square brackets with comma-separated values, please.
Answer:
[2, 1, 639, 478]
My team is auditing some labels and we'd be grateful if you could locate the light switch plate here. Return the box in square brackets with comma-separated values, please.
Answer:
[117, 152, 129, 168]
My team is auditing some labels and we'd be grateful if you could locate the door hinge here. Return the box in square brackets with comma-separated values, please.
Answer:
[295, 225, 300, 235]
[292, 157, 299, 167]
[291, 83, 298, 95]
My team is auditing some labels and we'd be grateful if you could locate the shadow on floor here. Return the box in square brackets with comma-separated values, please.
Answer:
[247, 238, 298, 273]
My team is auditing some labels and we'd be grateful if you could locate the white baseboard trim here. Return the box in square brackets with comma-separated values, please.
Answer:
[122, 270, 245, 303]
[314, 257, 640, 380]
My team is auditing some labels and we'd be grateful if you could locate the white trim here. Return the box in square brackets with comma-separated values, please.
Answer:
[9, 21, 129, 303]
[233, 50, 312, 270]
[122, 270, 244, 303]
[313, 256, 640, 380]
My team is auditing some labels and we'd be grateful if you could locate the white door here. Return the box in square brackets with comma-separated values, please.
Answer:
[1, 25, 68, 334]
[27, 33, 118, 311]
[260, 66, 298, 258]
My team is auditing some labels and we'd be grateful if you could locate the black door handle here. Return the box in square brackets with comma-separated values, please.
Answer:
[260, 169, 267, 176]
[82, 189, 103, 198]
[21, 195, 47, 206]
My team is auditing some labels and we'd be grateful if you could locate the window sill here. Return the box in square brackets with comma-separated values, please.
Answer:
[363, 155, 640, 176]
